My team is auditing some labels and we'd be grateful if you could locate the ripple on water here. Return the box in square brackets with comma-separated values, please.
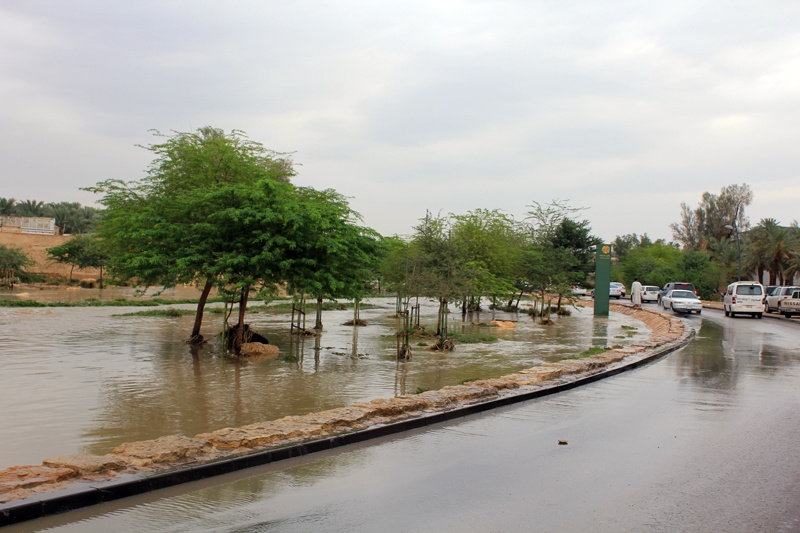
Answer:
[0, 298, 651, 469]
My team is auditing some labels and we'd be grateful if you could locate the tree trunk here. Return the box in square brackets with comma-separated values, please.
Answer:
[98, 266, 104, 289]
[234, 286, 249, 354]
[190, 278, 214, 339]
[69, 264, 74, 282]
[314, 295, 324, 330]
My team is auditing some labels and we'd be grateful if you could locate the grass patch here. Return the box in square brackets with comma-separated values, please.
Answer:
[448, 331, 498, 344]
[0, 299, 163, 308]
[115, 308, 194, 317]
[621, 325, 638, 330]
[413, 387, 430, 394]
[565, 346, 608, 359]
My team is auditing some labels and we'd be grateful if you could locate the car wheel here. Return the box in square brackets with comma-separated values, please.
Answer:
[697, 310, 702, 315]
[757, 313, 763, 319]
[671, 304, 676, 313]
[724, 306, 729, 317]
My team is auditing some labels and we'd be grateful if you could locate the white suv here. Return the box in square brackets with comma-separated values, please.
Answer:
[723, 281, 765, 319]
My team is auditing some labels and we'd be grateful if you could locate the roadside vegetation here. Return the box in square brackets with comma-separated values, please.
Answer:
[5, 140, 799, 351]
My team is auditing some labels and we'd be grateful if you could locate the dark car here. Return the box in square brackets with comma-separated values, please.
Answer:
[658, 282, 697, 304]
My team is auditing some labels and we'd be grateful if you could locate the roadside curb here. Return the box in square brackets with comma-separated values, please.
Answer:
[0, 308, 694, 527]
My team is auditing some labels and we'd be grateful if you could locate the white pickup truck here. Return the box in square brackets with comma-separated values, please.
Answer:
[777, 289, 800, 317]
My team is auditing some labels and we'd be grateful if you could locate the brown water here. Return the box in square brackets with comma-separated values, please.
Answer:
[0, 288, 649, 469]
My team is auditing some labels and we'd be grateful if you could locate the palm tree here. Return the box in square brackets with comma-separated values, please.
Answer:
[748, 219, 794, 285]
[15, 199, 46, 217]
[0, 197, 17, 215]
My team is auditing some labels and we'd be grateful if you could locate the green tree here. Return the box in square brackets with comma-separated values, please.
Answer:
[87, 127, 296, 348]
[449, 209, 525, 311]
[15, 199, 47, 217]
[0, 244, 34, 286]
[670, 184, 753, 251]
[45, 202, 100, 235]
[612, 233, 654, 261]
[46, 236, 108, 285]
[747, 218, 798, 285]
[0, 198, 16, 215]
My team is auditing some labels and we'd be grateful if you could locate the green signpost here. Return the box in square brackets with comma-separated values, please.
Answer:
[594, 243, 612, 317]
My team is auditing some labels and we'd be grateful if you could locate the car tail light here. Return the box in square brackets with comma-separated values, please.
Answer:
[732, 295, 736, 304]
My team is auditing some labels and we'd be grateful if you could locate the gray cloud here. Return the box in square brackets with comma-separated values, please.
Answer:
[2, 0, 799, 241]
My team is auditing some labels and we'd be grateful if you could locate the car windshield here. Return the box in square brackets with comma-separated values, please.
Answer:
[672, 291, 696, 299]
[735, 285, 762, 295]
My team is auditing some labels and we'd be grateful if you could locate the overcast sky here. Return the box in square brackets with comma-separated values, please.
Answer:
[2, 1, 799, 241]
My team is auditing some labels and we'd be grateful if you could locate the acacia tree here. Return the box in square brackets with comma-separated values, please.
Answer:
[254, 187, 382, 332]
[46, 236, 107, 283]
[0, 244, 33, 286]
[524, 200, 599, 317]
[449, 209, 525, 311]
[87, 127, 296, 346]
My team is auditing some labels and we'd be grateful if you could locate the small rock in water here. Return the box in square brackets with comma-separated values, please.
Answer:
[558, 439, 568, 445]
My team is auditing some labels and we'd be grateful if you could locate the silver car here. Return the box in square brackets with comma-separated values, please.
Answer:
[661, 289, 702, 314]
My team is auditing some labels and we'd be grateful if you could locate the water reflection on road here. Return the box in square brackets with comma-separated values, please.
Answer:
[0, 292, 648, 469]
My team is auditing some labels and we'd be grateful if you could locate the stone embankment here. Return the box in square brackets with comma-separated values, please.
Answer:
[0, 303, 687, 507]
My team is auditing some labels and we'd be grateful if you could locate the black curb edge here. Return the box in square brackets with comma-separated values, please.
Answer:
[1, 330, 693, 527]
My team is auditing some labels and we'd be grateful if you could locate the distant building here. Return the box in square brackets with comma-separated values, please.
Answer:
[0, 216, 57, 235]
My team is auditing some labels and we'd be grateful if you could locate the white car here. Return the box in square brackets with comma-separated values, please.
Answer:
[661, 289, 702, 314]
[765, 286, 800, 313]
[571, 285, 588, 296]
[591, 282, 625, 299]
[641, 285, 660, 303]
[723, 281, 765, 319]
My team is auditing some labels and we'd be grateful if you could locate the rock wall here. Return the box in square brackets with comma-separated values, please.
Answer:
[0, 303, 687, 504]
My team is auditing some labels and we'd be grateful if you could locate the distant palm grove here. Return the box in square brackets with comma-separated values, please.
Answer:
[0, 198, 100, 235]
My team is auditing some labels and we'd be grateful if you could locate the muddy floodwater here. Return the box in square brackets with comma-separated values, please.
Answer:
[0, 286, 649, 469]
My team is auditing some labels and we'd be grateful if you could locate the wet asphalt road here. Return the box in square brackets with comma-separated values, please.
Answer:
[12, 309, 800, 532]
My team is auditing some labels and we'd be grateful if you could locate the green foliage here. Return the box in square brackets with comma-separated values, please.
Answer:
[0, 198, 17, 215]
[573, 346, 607, 358]
[46, 236, 108, 281]
[0, 243, 34, 279]
[116, 308, 192, 317]
[670, 183, 753, 251]
[448, 331, 499, 343]
[86, 127, 381, 344]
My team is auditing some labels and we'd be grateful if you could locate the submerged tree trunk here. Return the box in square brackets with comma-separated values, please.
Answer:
[190, 278, 215, 342]
[314, 295, 324, 330]
[234, 285, 250, 354]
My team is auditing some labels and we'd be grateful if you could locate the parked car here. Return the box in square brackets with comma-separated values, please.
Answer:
[590, 282, 626, 299]
[723, 281, 765, 318]
[658, 282, 697, 304]
[765, 286, 800, 313]
[571, 285, 588, 296]
[661, 289, 702, 314]
[765, 286, 779, 297]
[641, 285, 660, 303]
[777, 288, 800, 317]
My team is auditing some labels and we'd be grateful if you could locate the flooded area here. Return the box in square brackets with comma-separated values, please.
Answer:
[0, 287, 649, 470]
[10, 310, 799, 532]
